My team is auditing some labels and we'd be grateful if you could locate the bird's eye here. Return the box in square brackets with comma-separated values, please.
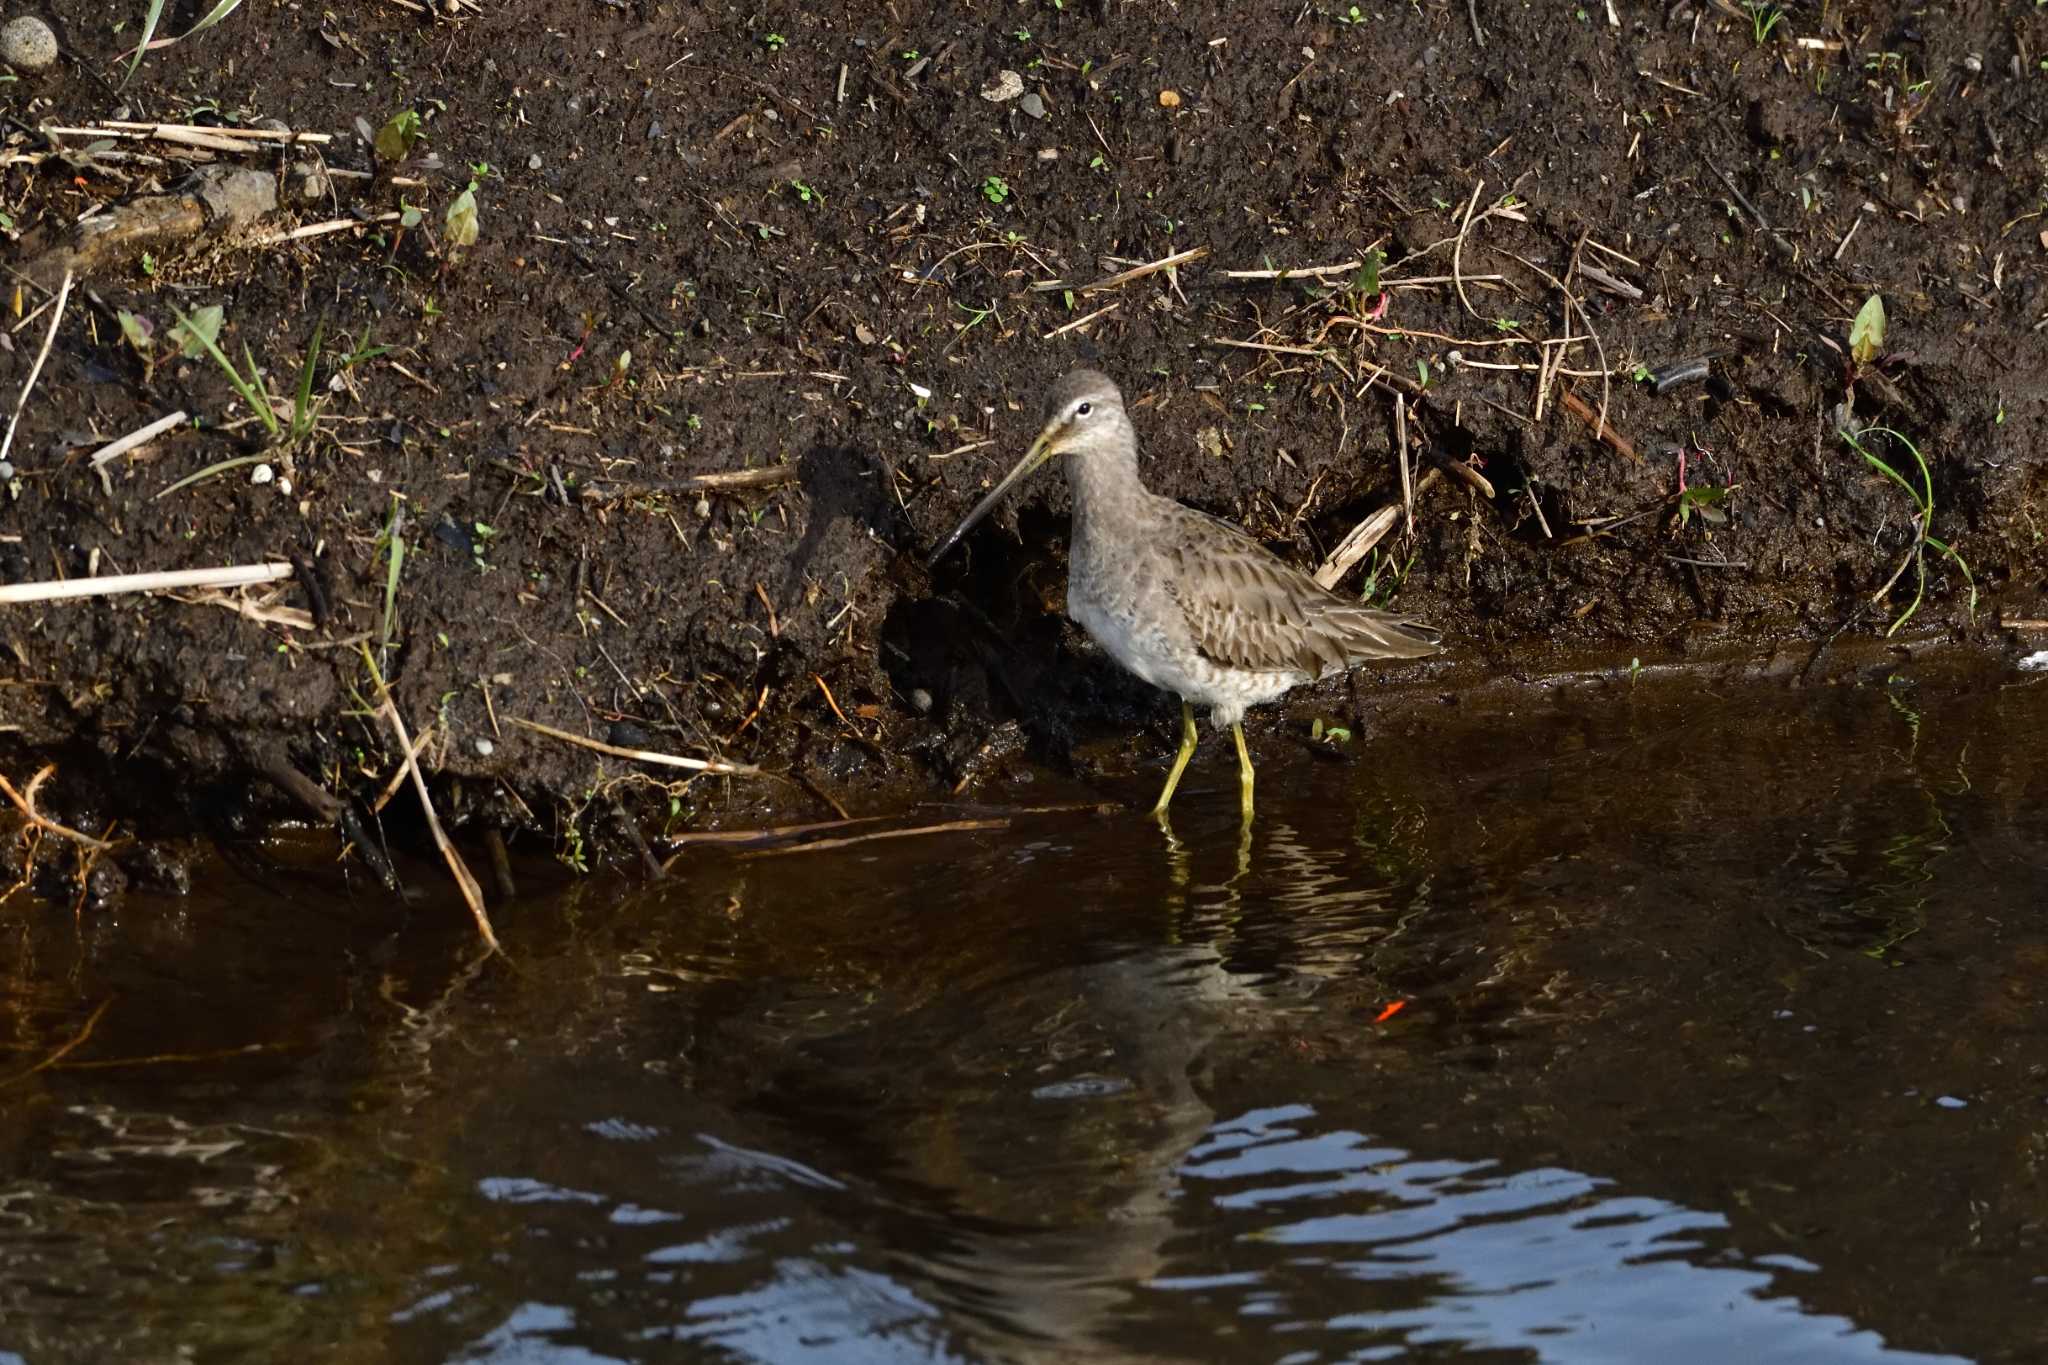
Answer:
[1076, 401, 1093, 417]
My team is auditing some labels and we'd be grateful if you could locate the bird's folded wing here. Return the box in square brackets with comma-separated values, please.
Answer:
[1164, 507, 1440, 677]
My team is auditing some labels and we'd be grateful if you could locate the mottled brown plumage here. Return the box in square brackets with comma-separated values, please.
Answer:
[930, 368, 1440, 818]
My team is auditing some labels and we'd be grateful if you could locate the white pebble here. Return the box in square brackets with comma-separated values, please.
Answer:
[474, 737, 495, 757]
[250, 463, 274, 485]
[980, 69, 1024, 103]
[1, 16, 57, 73]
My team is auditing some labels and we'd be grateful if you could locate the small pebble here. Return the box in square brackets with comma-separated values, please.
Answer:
[475, 737, 495, 757]
[528, 153, 543, 170]
[250, 463, 275, 486]
[980, 69, 1024, 103]
[1157, 88, 1181, 108]
[1017, 92, 1046, 120]
[0, 460, 14, 481]
[909, 688, 934, 714]
[1935, 1095, 1967, 1110]
[1, 15, 56, 73]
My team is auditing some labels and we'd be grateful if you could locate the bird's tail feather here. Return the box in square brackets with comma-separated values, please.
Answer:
[1328, 608, 1441, 663]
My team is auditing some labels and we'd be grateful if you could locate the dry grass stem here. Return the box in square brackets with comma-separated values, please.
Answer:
[0, 270, 73, 468]
[254, 212, 404, 247]
[1396, 395, 1414, 535]
[1220, 259, 1368, 281]
[510, 716, 759, 776]
[101, 120, 333, 144]
[88, 411, 189, 469]
[1042, 301, 1120, 340]
[0, 999, 112, 1089]
[372, 723, 438, 813]
[0, 562, 293, 605]
[736, 818, 1007, 858]
[1313, 506, 1400, 590]
[1031, 246, 1207, 295]
[378, 694, 499, 953]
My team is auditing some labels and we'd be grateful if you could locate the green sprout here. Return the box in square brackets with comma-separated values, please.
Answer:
[1841, 425, 1977, 637]
[980, 175, 1011, 204]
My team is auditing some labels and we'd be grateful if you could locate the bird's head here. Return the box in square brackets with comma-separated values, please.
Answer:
[927, 368, 1128, 566]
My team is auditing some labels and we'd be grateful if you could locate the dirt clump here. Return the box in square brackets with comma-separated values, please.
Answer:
[0, 0, 2043, 893]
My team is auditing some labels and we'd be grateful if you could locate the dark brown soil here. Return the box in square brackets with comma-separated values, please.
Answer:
[2, 0, 2045, 889]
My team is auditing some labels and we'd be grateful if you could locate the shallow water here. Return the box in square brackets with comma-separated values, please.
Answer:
[4, 658, 2047, 1363]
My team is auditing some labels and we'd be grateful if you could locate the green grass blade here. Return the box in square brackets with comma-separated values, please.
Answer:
[153, 453, 266, 500]
[292, 316, 326, 440]
[182, 0, 247, 37]
[379, 500, 405, 659]
[239, 339, 280, 439]
[123, 0, 167, 88]
[171, 306, 278, 440]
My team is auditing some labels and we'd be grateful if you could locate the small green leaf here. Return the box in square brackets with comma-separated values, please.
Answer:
[374, 109, 423, 163]
[444, 186, 479, 249]
[117, 310, 153, 353]
[1848, 293, 1886, 366]
[169, 305, 223, 359]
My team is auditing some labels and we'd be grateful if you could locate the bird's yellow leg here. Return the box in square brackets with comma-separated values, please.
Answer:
[1150, 700, 1199, 818]
[1232, 721, 1255, 821]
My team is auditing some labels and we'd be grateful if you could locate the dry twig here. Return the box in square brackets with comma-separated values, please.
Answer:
[0, 765, 113, 852]
[367, 653, 499, 953]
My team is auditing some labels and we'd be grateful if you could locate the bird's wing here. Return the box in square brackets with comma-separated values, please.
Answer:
[1162, 505, 1441, 678]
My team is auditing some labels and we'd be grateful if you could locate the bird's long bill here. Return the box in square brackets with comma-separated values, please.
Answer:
[926, 427, 1060, 566]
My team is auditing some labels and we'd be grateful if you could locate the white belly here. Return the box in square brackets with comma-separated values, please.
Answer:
[1069, 589, 1300, 724]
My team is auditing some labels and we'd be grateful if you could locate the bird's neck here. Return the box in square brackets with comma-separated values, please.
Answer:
[1064, 434, 1147, 528]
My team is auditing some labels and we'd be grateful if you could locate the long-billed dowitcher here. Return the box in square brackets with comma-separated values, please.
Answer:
[929, 368, 1440, 819]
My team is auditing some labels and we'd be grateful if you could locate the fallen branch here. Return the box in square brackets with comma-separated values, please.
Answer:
[24, 166, 276, 289]
[0, 561, 292, 605]
[510, 716, 758, 776]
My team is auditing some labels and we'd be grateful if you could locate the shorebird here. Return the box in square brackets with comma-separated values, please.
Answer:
[928, 368, 1440, 820]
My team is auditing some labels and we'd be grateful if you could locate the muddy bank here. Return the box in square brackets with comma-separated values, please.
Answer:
[1, 0, 2045, 901]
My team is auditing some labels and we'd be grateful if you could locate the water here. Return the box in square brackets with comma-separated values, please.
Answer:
[3, 656, 2045, 1362]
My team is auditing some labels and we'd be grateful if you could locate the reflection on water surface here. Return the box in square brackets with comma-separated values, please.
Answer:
[2, 658, 2044, 1362]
